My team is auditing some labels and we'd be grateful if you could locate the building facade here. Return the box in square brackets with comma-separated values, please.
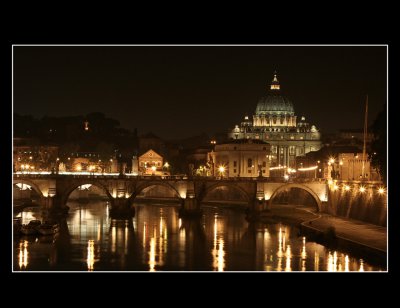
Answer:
[228, 73, 322, 168]
[13, 141, 59, 172]
[208, 139, 271, 178]
[138, 149, 164, 175]
[334, 153, 379, 181]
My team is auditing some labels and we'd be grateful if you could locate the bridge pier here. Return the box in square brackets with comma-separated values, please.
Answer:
[40, 195, 69, 216]
[179, 197, 202, 218]
[110, 197, 135, 219]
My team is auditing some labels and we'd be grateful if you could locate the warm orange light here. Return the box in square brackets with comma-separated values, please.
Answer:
[359, 186, 366, 193]
[378, 187, 385, 194]
[333, 185, 339, 191]
[344, 185, 350, 191]
[218, 166, 225, 174]
[284, 174, 289, 180]
[76, 164, 82, 171]
[329, 157, 335, 164]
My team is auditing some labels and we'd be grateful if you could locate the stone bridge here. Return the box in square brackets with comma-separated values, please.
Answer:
[13, 174, 328, 217]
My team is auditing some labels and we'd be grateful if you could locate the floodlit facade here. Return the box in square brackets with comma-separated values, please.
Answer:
[228, 72, 322, 168]
[208, 139, 271, 177]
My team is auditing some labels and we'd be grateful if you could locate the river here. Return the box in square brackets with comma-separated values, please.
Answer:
[13, 200, 384, 271]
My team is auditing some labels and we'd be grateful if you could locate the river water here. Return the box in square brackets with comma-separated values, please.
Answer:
[13, 201, 384, 271]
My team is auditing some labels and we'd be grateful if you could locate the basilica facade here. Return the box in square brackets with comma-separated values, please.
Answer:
[228, 73, 322, 168]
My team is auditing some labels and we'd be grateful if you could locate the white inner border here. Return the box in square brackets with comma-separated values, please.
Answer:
[11, 44, 389, 273]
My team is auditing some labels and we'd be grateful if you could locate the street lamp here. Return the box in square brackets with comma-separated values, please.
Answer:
[151, 165, 156, 175]
[163, 162, 170, 175]
[284, 174, 289, 181]
[218, 165, 225, 178]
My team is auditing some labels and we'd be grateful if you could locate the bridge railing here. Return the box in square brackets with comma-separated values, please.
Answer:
[14, 173, 328, 183]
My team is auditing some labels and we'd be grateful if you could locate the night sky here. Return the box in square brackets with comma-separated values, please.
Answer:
[13, 45, 387, 140]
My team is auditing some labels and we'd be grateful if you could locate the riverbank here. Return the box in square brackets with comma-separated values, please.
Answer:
[261, 204, 387, 266]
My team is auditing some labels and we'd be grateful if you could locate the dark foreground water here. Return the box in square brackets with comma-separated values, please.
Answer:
[13, 201, 384, 271]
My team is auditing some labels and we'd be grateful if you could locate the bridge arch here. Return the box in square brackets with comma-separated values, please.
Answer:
[13, 179, 44, 197]
[200, 182, 251, 205]
[61, 180, 113, 206]
[130, 182, 182, 203]
[269, 183, 322, 211]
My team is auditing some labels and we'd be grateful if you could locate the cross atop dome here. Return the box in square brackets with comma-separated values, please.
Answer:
[270, 71, 280, 91]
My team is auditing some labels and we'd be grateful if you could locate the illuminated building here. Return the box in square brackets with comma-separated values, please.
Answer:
[228, 72, 321, 168]
[138, 149, 164, 175]
[208, 139, 270, 177]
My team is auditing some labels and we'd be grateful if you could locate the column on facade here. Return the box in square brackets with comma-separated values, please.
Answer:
[277, 145, 280, 166]
[284, 146, 287, 168]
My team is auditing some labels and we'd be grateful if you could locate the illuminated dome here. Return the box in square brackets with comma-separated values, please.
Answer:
[255, 72, 295, 115]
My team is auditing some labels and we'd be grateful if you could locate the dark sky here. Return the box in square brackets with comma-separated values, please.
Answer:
[13, 45, 387, 140]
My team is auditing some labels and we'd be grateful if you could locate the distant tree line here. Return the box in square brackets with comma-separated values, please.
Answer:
[14, 112, 139, 162]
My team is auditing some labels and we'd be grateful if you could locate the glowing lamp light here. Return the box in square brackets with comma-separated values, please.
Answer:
[378, 187, 385, 194]
[284, 174, 289, 180]
[76, 165, 82, 171]
[333, 185, 339, 191]
[151, 166, 157, 172]
[329, 157, 335, 164]
[344, 185, 350, 191]
[218, 166, 225, 173]
[359, 186, 366, 193]
[328, 179, 333, 185]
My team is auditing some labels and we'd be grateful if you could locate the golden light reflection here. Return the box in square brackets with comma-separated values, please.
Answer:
[143, 223, 147, 248]
[285, 245, 291, 272]
[149, 238, 156, 272]
[18, 240, 29, 269]
[282, 228, 286, 252]
[344, 255, 349, 272]
[314, 252, 319, 271]
[87, 240, 95, 271]
[277, 227, 283, 258]
[333, 251, 337, 271]
[178, 218, 182, 229]
[212, 214, 225, 271]
[301, 237, 307, 260]
[359, 259, 364, 272]
[217, 239, 225, 272]
[97, 224, 101, 241]
[111, 226, 116, 253]
[327, 251, 334, 272]
[124, 226, 128, 255]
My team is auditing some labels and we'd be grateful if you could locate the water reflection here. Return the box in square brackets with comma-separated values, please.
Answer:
[212, 214, 225, 271]
[18, 240, 28, 269]
[87, 240, 95, 271]
[13, 201, 384, 271]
